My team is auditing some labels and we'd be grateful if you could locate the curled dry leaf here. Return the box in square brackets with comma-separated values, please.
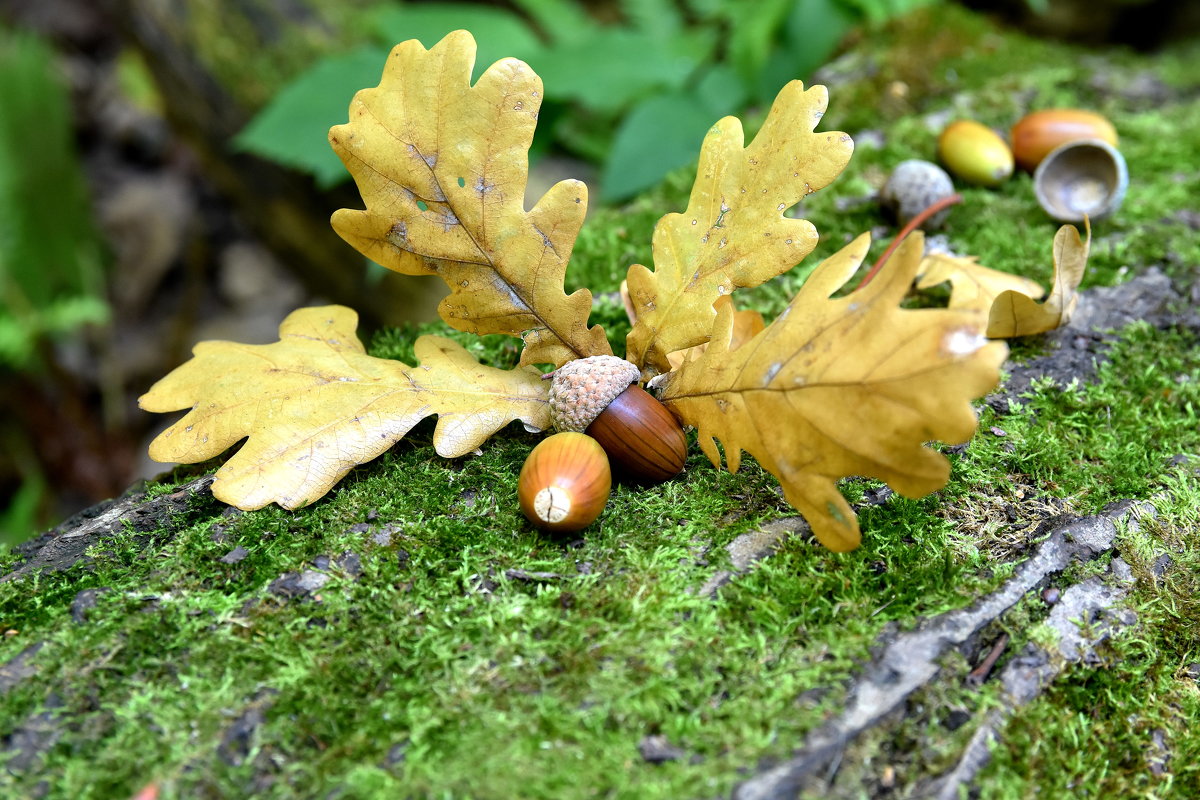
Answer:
[624, 82, 853, 379]
[659, 233, 1008, 552]
[986, 223, 1090, 338]
[329, 31, 609, 368]
[915, 253, 1045, 314]
[139, 306, 550, 510]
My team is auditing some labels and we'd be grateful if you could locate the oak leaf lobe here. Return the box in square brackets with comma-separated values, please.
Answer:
[328, 31, 608, 368]
[915, 253, 1045, 314]
[624, 81, 853, 377]
[986, 223, 1090, 338]
[139, 306, 550, 511]
[659, 233, 1008, 551]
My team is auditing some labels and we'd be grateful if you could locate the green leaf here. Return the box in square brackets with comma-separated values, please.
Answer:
[752, 0, 856, 101]
[695, 65, 748, 119]
[233, 47, 388, 188]
[727, 0, 794, 86]
[0, 27, 106, 354]
[369, 3, 544, 77]
[0, 296, 108, 369]
[840, 0, 941, 25]
[529, 28, 713, 113]
[0, 471, 45, 549]
[600, 92, 717, 202]
[620, 0, 684, 35]
[508, 0, 594, 45]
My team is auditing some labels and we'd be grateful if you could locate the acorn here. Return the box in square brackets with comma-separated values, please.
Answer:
[879, 160, 955, 228]
[1011, 109, 1117, 173]
[518, 432, 611, 533]
[547, 355, 687, 483]
[937, 120, 1014, 187]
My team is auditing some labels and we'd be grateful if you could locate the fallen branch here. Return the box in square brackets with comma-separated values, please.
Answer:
[733, 500, 1151, 800]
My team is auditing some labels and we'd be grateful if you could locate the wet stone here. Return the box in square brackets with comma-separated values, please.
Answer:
[384, 741, 409, 767]
[337, 551, 363, 578]
[219, 546, 249, 564]
[70, 588, 109, 623]
[268, 570, 330, 599]
[638, 734, 686, 764]
[217, 701, 272, 767]
[0, 642, 45, 693]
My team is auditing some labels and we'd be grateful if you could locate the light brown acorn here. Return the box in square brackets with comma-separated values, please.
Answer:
[546, 355, 687, 483]
[518, 432, 611, 533]
[1011, 109, 1118, 173]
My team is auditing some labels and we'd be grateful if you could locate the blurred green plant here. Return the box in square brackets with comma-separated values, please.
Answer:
[0, 27, 109, 546]
[0, 28, 108, 368]
[235, 0, 938, 202]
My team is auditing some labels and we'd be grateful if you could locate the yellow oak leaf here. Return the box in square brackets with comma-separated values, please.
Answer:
[659, 233, 1008, 552]
[666, 296, 766, 371]
[329, 31, 609, 368]
[986, 223, 1090, 338]
[624, 81, 853, 378]
[139, 306, 550, 511]
[619, 285, 765, 370]
[915, 253, 1045, 313]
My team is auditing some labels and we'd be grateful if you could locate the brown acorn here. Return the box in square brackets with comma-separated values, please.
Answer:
[547, 355, 687, 483]
[518, 432, 611, 533]
[1011, 109, 1118, 172]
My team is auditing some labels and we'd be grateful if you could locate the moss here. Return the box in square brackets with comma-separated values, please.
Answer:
[181, 0, 379, 111]
[0, 316, 1195, 796]
[5, 312, 1194, 797]
[976, 477, 1200, 798]
[956, 324, 1200, 509]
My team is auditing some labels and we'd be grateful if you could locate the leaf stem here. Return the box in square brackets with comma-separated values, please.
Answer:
[854, 193, 963, 291]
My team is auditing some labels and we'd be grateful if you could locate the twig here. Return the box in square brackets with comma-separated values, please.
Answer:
[854, 193, 963, 291]
[966, 632, 1009, 688]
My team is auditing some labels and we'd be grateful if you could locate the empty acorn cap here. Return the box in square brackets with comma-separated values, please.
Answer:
[1033, 138, 1128, 222]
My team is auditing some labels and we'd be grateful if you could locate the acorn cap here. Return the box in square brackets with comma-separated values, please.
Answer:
[548, 355, 641, 432]
[879, 159, 955, 228]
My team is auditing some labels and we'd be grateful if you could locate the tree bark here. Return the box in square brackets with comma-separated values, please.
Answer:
[104, 0, 447, 329]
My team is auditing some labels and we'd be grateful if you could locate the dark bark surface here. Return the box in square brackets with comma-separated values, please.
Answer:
[105, 0, 445, 329]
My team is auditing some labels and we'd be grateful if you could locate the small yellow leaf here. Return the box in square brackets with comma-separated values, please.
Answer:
[139, 306, 550, 511]
[915, 253, 1045, 313]
[665, 296, 765, 371]
[625, 81, 853, 377]
[660, 233, 1007, 552]
[987, 223, 1090, 338]
[329, 31, 608, 367]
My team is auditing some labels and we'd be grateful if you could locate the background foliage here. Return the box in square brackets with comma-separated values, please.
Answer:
[235, 0, 936, 200]
[0, 27, 109, 545]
